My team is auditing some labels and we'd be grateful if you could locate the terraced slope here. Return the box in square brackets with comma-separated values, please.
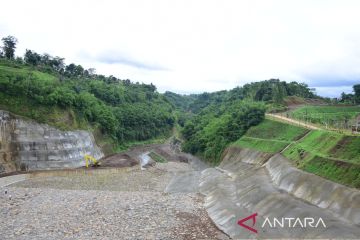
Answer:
[233, 119, 360, 188]
[283, 130, 360, 188]
[233, 119, 309, 153]
[290, 105, 360, 125]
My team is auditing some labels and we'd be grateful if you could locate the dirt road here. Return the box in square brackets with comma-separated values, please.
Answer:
[266, 113, 320, 130]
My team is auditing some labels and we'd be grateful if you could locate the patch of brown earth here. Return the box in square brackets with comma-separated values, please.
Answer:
[329, 136, 351, 155]
[99, 153, 138, 167]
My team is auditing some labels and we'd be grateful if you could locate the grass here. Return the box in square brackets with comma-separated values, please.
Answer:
[231, 118, 360, 188]
[0, 65, 58, 82]
[290, 105, 360, 127]
[233, 137, 288, 153]
[232, 119, 308, 153]
[282, 129, 360, 188]
[244, 119, 308, 141]
[282, 130, 355, 164]
[148, 152, 167, 163]
[330, 136, 360, 164]
[304, 156, 360, 188]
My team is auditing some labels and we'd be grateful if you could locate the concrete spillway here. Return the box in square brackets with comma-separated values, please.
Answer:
[0, 110, 103, 173]
[199, 147, 360, 239]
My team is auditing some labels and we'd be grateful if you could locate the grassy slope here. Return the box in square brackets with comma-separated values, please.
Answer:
[242, 119, 308, 140]
[0, 65, 58, 82]
[233, 119, 308, 153]
[232, 119, 360, 188]
[290, 105, 360, 125]
[282, 129, 360, 188]
[234, 137, 288, 153]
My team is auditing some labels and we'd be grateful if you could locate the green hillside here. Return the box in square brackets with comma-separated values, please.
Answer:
[181, 101, 266, 164]
[165, 79, 318, 113]
[232, 118, 360, 188]
[282, 130, 360, 187]
[289, 105, 360, 129]
[233, 119, 308, 153]
[0, 59, 174, 153]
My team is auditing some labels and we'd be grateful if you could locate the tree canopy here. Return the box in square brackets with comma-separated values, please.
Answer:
[1, 35, 17, 59]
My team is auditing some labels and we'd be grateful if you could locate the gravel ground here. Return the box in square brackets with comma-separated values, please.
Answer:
[0, 162, 229, 240]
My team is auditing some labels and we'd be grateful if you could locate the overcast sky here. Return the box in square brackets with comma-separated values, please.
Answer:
[1, 0, 359, 97]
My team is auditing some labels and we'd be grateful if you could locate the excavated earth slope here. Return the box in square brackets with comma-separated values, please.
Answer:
[0, 110, 103, 173]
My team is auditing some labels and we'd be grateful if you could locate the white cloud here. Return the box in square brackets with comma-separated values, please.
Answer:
[1, 0, 360, 97]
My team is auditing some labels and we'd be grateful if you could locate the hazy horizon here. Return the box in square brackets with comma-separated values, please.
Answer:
[1, 0, 360, 97]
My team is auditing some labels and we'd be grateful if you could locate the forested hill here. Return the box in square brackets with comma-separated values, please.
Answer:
[172, 79, 318, 164]
[165, 79, 317, 113]
[0, 56, 174, 151]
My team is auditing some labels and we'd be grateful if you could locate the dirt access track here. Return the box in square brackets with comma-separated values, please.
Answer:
[0, 144, 229, 240]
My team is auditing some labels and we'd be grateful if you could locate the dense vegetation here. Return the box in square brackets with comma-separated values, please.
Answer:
[175, 79, 318, 164]
[0, 36, 174, 151]
[165, 79, 317, 114]
[181, 101, 266, 164]
[163, 91, 197, 111]
[339, 84, 360, 104]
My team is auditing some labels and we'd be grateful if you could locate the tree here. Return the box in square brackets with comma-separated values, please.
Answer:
[1, 36, 18, 59]
[24, 49, 41, 65]
[354, 84, 360, 104]
[74, 64, 84, 77]
[65, 63, 76, 76]
[340, 92, 355, 104]
[87, 68, 96, 75]
[65, 63, 84, 77]
[50, 56, 65, 72]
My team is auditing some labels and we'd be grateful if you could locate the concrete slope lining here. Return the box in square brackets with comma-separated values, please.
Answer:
[199, 147, 360, 239]
[0, 110, 103, 173]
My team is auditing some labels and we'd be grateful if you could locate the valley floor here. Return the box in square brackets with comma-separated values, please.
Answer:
[0, 160, 228, 240]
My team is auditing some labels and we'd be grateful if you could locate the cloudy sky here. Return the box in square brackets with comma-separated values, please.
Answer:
[1, 0, 359, 97]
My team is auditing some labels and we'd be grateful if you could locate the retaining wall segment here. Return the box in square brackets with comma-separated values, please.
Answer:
[199, 146, 360, 239]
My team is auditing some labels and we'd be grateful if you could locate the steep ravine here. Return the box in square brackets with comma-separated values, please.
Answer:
[0, 110, 103, 173]
[200, 147, 360, 239]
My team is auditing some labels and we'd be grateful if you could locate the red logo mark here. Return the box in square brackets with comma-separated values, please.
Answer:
[237, 213, 258, 234]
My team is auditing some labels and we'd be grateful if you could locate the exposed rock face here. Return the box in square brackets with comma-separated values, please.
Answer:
[200, 146, 360, 239]
[0, 110, 103, 173]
